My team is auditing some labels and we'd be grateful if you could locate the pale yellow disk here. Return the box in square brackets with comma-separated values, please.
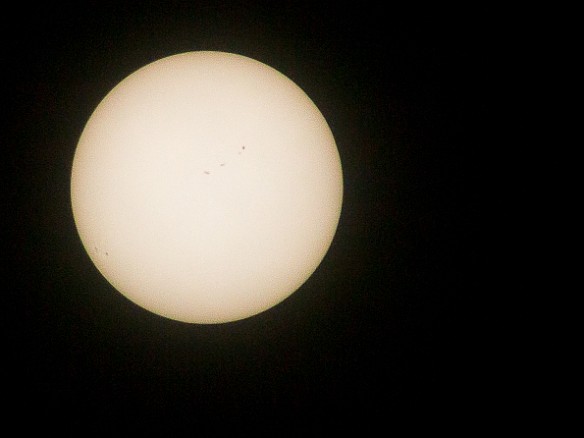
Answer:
[71, 51, 343, 323]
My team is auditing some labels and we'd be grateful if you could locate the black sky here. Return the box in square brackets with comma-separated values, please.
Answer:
[3, 1, 497, 433]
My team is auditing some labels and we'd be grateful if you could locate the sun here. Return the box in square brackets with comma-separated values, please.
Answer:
[71, 51, 343, 323]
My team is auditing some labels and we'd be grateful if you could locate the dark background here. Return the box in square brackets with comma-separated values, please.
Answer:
[3, 1, 498, 433]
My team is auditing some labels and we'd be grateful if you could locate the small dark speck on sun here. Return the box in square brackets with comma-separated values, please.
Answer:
[204, 171, 210, 175]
